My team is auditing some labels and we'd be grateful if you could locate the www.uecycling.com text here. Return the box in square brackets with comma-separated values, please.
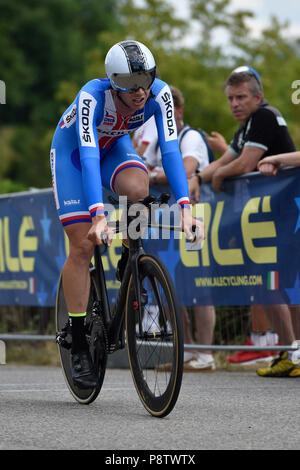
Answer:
[195, 274, 263, 287]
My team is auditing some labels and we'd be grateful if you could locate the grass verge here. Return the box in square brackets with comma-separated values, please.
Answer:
[5, 341, 60, 366]
[4, 342, 266, 372]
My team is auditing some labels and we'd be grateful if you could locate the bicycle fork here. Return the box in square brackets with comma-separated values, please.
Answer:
[106, 238, 146, 350]
[129, 240, 148, 338]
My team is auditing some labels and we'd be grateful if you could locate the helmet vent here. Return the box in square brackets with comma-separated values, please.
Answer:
[120, 41, 148, 73]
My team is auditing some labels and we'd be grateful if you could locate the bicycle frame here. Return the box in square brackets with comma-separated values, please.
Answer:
[92, 235, 145, 354]
[90, 192, 189, 354]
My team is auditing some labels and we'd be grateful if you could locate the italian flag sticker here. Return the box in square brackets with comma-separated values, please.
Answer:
[267, 271, 279, 290]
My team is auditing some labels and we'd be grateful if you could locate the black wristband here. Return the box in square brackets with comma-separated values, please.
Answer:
[190, 171, 203, 185]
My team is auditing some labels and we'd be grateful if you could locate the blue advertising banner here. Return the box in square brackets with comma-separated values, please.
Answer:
[0, 168, 299, 307]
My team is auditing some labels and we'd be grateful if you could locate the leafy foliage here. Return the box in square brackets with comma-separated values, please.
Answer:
[0, 0, 120, 188]
[0, 0, 299, 192]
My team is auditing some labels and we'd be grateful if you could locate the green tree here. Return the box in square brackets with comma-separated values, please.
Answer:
[190, 0, 253, 61]
[1, 0, 300, 193]
[0, 0, 120, 190]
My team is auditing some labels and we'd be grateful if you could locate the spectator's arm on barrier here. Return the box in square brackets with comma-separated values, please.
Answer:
[189, 150, 235, 203]
[201, 149, 236, 183]
[258, 151, 300, 175]
[211, 146, 265, 192]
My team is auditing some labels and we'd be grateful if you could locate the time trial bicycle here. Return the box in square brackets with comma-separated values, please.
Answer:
[56, 193, 191, 418]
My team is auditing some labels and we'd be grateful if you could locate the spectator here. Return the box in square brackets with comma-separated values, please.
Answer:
[189, 65, 300, 377]
[188, 65, 295, 198]
[257, 150, 300, 376]
[145, 85, 216, 372]
[227, 305, 280, 366]
[208, 140, 288, 367]
[132, 115, 157, 157]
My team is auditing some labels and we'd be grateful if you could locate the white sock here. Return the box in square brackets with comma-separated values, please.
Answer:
[266, 330, 279, 346]
[184, 351, 195, 362]
[197, 352, 214, 362]
[250, 332, 266, 347]
[288, 341, 300, 362]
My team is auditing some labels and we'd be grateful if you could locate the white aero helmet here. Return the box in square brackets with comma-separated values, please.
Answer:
[105, 40, 156, 92]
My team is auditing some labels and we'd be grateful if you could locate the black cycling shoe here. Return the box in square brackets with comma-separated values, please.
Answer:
[71, 350, 99, 389]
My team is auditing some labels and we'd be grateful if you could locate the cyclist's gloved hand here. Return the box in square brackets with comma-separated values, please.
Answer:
[186, 225, 205, 251]
[181, 208, 205, 250]
[87, 214, 114, 247]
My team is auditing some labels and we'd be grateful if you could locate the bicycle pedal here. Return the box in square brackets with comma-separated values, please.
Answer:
[55, 331, 72, 350]
[92, 300, 102, 315]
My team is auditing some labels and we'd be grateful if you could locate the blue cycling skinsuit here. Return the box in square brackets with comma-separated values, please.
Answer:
[50, 77, 190, 227]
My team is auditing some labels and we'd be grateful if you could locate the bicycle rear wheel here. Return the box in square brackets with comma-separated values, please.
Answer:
[125, 254, 183, 417]
[55, 270, 107, 404]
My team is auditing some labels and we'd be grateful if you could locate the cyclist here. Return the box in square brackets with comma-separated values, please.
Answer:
[50, 40, 205, 389]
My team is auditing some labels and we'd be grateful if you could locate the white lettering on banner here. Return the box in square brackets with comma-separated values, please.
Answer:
[156, 85, 177, 142]
[79, 91, 97, 147]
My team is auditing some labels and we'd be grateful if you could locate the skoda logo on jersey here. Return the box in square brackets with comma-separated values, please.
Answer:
[162, 91, 175, 137]
[82, 100, 92, 142]
[79, 91, 97, 147]
[157, 85, 176, 142]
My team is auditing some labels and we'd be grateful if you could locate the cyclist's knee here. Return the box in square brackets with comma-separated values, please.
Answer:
[114, 168, 149, 203]
[69, 240, 94, 267]
[125, 176, 149, 203]
[128, 186, 148, 203]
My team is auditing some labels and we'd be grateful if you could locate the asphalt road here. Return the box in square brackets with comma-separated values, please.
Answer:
[1, 365, 300, 451]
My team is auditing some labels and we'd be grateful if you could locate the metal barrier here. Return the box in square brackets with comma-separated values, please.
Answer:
[0, 335, 297, 352]
[0, 340, 5, 364]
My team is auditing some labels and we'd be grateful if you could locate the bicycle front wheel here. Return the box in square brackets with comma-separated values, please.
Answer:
[55, 270, 107, 404]
[125, 255, 183, 418]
